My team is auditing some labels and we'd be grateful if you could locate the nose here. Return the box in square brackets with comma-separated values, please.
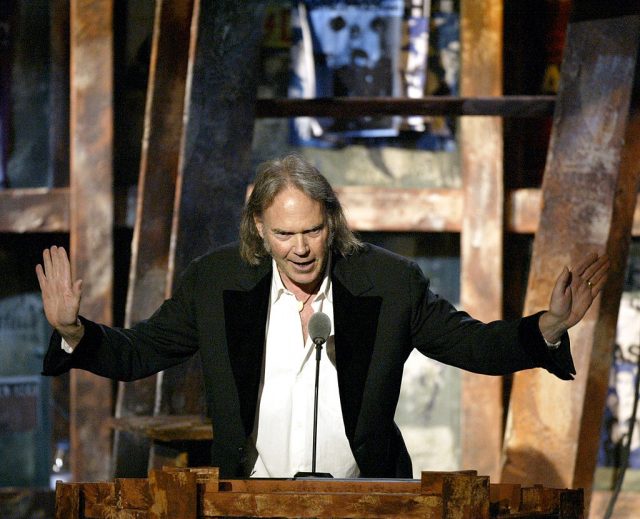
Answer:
[293, 233, 309, 255]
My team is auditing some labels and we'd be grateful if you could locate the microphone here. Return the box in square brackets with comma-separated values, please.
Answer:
[308, 311, 331, 346]
[294, 311, 333, 479]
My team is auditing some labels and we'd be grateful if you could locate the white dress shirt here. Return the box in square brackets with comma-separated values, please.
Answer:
[248, 259, 359, 478]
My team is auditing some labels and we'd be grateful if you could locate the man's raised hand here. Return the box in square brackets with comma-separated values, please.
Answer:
[35, 246, 85, 348]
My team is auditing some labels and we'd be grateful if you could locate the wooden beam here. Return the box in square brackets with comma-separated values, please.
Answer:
[157, 1, 268, 416]
[255, 96, 555, 118]
[0, 186, 637, 236]
[112, 0, 196, 478]
[335, 186, 463, 232]
[0, 188, 69, 232]
[459, 0, 504, 482]
[502, 12, 640, 498]
[69, 0, 114, 482]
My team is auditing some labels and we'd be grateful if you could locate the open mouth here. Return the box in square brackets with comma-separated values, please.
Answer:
[291, 259, 315, 271]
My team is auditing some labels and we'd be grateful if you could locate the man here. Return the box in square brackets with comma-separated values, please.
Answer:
[38, 153, 609, 479]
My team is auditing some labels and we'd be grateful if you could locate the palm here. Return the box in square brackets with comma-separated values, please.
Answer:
[546, 253, 609, 331]
[36, 246, 82, 329]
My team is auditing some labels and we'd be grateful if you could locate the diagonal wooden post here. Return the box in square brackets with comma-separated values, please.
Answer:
[501, 8, 640, 498]
[157, 0, 267, 417]
[112, 0, 197, 477]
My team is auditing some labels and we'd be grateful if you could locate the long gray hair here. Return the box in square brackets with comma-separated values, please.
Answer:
[239, 154, 363, 265]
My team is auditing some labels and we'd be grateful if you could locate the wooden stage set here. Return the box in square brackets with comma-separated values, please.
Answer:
[53, 467, 584, 519]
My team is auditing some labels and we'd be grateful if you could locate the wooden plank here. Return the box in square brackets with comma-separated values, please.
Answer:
[0, 188, 69, 232]
[112, 0, 196, 478]
[255, 96, 555, 118]
[506, 188, 541, 234]
[158, 0, 268, 416]
[148, 468, 197, 519]
[54, 482, 81, 519]
[69, 0, 114, 482]
[0, 185, 636, 236]
[501, 12, 640, 497]
[336, 186, 463, 232]
[459, 0, 504, 482]
[53, 470, 584, 518]
[109, 414, 212, 442]
[200, 491, 443, 518]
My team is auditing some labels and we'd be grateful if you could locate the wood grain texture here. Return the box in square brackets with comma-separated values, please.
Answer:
[69, 0, 114, 482]
[502, 14, 640, 498]
[459, 0, 504, 482]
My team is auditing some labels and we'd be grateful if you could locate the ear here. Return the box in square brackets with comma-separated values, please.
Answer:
[254, 215, 264, 238]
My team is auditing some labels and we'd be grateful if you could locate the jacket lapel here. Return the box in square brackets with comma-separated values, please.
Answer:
[332, 254, 382, 439]
[222, 263, 271, 436]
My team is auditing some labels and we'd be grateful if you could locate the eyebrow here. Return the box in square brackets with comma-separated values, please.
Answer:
[272, 223, 325, 235]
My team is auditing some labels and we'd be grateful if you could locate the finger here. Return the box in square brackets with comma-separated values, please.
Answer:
[73, 279, 83, 298]
[42, 248, 53, 277]
[52, 246, 71, 287]
[571, 252, 598, 277]
[588, 259, 610, 289]
[582, 254, 609, 282]
[51, 245, 63, 280]
[35, 264, 47, 290]
[590, 274, 607, 294]
[58, 246, 73, 287]
[554, 266, 571, 294]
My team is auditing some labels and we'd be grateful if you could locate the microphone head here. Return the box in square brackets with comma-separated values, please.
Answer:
[308, 312, 331, 345]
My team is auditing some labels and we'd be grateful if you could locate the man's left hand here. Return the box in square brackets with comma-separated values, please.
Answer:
[539, 252, 610, 343]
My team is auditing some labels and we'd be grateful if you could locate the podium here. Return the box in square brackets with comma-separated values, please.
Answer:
[53, 466, 583, 518]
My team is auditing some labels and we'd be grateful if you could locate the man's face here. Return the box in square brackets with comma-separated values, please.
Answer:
[254, 186, 330, 292]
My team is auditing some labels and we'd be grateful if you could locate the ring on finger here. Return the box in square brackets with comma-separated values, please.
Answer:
[587, 280, 593, 288]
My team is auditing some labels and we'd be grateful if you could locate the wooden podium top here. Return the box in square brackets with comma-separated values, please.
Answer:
[53, 466, 584, 518]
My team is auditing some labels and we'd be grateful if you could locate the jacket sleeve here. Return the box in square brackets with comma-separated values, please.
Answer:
[408, 261, 576, 380]
[42, 260, 201, 381]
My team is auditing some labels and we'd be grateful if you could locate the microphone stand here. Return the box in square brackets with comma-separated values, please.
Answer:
[294, 337, 333, 479]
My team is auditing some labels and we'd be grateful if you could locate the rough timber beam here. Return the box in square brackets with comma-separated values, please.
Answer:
[156, 1, 268, 418]
[111, 0, 197, 477]
[459, 0, 504, 482]
[69, 0, 114, 481]
[502, 9, 640, 499]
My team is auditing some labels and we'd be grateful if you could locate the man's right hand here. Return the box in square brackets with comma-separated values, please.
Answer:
[36, 246, 85, 349]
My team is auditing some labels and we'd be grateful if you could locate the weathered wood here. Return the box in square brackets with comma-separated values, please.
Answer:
[335, 186, 463, 232]
[53, 468, 584, 518]
[112, 0, 197, 478]
[158, 0, 268, 416]
[148, 468, 197, 519]
[459, 0, 504, 483]
[255, 96, 555, 118]
[506, 188, 541, 234]
[109, 414, 212, 442]
[68, 0, 114, 482]
[1, 186, 638, 236]
[54, 482, 80, 519]
[502, 12, 640, 497]
[0, 188, 69, 232]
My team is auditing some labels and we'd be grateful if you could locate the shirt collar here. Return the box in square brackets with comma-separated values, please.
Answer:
[270, 256, 332, 304]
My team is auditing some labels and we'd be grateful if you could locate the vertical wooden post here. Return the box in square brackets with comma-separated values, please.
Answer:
[459, 0, 504, 481]
[502, 11, 640, 496]
[69, 0, 114, 481]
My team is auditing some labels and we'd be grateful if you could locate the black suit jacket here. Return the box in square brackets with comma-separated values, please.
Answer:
[43, 242, 575, 477]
